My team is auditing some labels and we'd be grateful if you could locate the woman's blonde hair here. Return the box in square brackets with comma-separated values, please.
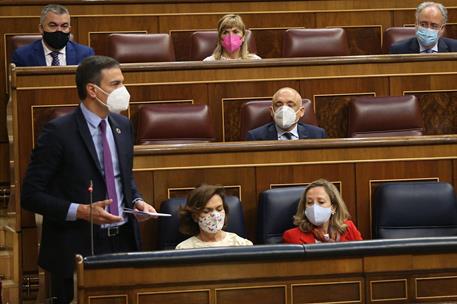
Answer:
[293, 179, 351, 234]
[212, 14, 251, 60]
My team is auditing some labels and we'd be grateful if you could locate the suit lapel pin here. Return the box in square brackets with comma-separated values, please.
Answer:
[116, 128, 121, 134]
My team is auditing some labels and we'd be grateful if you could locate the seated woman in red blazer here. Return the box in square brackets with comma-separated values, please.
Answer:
[283, 179, 362, 244]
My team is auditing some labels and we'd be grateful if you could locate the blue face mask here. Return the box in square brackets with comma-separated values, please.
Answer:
[416, 26, 439, 47]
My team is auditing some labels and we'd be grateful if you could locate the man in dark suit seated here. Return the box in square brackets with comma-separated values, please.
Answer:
[390, 1, 457, 54]
[246, 87, 326, 140]
[12, 4, 94, 67]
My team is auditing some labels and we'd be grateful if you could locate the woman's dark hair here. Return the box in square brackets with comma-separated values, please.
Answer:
[179, 184, 229, 236]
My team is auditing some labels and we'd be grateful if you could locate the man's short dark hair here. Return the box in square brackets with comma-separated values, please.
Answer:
[75, 56, 120, 100]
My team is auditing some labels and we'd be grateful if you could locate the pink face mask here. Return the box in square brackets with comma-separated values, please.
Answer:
[221, 34, 243, 53]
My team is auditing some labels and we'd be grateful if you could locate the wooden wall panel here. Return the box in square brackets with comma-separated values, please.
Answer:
[415, 275, 457, 301]
[315, 10, 392, 29]
[369, 278, 408, 303]
[314, 93, 374, 138]
[292, 280, 363, 303]
[408, 91, 457, 135]
[391, 10, 416, 27]
[137, 289, 210, 304]
[87, 295, 127, 304]
[133, 171, 155, 250]
[343, 26, 382, 55]
[75, 16, 159, 46]
[251, 28, 296, 59]
[302, 77, 389, 138]
[355, 160, 453, 239]
[128, 84, 207, 107]
[390, 74, 457, 95]
[216, 286, 285, 304]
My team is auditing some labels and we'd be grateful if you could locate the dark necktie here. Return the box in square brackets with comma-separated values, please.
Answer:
[99, 120, 119, 216]
[283, 132, 293, 140]
[50, 51, 60, 66]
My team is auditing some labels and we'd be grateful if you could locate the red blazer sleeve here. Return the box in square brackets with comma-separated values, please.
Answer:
[342, 220, 363, 241]
[283, 227, 316, 244]
[283, 228, 299, 244]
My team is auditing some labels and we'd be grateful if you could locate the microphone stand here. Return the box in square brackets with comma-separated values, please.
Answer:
[88, 180, 94, 256]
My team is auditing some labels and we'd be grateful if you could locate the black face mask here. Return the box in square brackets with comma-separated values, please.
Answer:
[42, 31, 70, 50]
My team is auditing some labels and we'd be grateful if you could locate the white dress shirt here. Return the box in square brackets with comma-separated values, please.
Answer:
[42, 40, 67, 66]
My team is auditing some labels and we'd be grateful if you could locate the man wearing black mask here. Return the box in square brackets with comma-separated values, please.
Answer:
[12, 4, 94, 67]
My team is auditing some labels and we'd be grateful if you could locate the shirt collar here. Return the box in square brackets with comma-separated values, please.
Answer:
[419, 41, 438, 53]
[80, 102, 105, 128]
[277, 124, 299, 139]
[41, 39, 67, 56]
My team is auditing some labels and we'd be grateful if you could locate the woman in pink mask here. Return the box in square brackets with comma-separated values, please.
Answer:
[176, 184, 252, 249]
[204, 14, 261, 61]
[283, 179, 362, 244]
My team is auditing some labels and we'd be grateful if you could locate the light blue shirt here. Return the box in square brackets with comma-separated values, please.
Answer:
[277, 124, 299, 140]
[66, 103, 126, 225]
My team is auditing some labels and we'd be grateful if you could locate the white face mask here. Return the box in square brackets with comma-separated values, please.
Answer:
[273, 105, 299, 130]
[198, 211, 225, 234]
[95, 85, 130, 114]
[305, 203, 332, 226]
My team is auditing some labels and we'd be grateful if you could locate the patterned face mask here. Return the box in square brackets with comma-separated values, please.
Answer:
[198, 211, 225, 233]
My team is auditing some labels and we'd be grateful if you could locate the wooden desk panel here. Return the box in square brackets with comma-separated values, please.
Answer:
[75, 245, 457, 304]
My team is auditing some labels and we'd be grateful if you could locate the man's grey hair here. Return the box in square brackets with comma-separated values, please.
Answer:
[40, 4, 70, 25]
[416, 2, 448, 24]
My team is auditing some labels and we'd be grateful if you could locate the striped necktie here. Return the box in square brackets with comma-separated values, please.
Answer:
[50, 51, 60, 66]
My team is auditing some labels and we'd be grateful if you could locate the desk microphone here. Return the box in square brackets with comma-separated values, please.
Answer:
[88, 180, 94, 256]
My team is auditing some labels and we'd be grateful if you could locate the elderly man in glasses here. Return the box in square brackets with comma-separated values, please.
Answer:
[390, 1, 457, 54]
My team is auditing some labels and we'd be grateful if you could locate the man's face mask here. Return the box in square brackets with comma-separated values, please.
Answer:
[416, 26, 439, 47]
[273, 105, 299, 130]
[94, 85, 130, 114]
[198, 211, 225, 234]
[43, 31, 70, 50]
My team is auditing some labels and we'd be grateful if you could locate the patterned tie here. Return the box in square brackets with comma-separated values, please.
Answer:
[283, 132, 293, 140]
[99, 120, 119, 216]
[50, 51, 60, 66]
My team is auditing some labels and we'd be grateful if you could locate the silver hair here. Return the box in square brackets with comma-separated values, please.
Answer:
[40, 4, 70, 25]
[416, 2, 448, 24]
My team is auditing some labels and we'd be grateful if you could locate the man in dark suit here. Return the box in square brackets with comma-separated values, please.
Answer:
[390, 2, 457, 54]
[12, 4, 94, 67]
[247, 87, 326, 140]
[21, 56, 156, 304]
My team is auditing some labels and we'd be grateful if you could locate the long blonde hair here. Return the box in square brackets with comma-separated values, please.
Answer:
[293, 179, 351, 234]
[212, 14, 251, 60]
